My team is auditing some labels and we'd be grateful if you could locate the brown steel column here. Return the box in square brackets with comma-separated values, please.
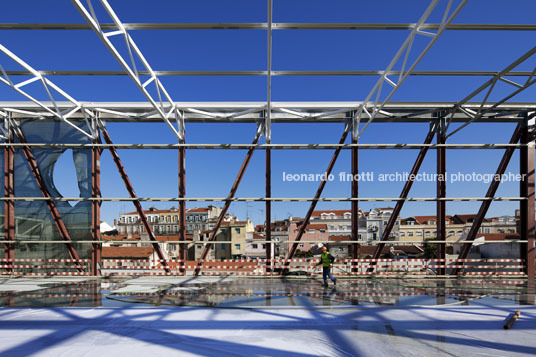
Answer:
[91, 138, 101, 276]
[100, 127, 170, 273]
[287, 125, 350, 260]
[351, 136, 359, 271]
[194, 127, 263, 276]
[14, 127, 84, 272]
[437, 119, 446, 275]
[367, 125, 436, 272]
[3, 131, 14, 272]
[178, 143, 186, 274]
[520, 119, 535, 277]
[453, 124, 522, 275]
[265, 146, 272, 272]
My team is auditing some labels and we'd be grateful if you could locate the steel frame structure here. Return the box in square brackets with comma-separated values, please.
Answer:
[1, 0, 535, 277]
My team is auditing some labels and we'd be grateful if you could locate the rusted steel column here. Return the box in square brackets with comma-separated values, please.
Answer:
[178, 143, 186, 274]
[437, 119, 446, 275]
[14, 127, 84, 272]
[91, 137, 101, 276]
[3, 131, 14, 272]
[452, 124, 522, 275]
[265, 146, 272, 272]
[367, 125, 436, 272]
[520, 119, 535, 277]
[194, 127, 263, 276]
[287, 124, 350, 261]
[351, 136, 359, 271]
[100, 127, 170, 273]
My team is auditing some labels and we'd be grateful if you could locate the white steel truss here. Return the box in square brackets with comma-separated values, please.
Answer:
[70, 0, 185, 140]
[314, 0, 468, 141]
[446, 45, 536, 137]
[0, 44, 96, 139]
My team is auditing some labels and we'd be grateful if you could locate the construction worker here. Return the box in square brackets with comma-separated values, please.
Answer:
[316, 246, 337, 287]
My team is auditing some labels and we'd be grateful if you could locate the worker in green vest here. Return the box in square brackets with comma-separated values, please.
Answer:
[316, 246, 336, 287]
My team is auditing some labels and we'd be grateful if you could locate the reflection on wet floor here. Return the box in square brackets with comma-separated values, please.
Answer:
[1, 277, 535, 308]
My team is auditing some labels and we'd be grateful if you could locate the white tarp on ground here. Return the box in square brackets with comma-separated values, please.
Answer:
[0, 305, 535, 356]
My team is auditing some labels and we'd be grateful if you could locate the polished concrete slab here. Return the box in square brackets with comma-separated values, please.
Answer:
[1, 277, 535, 356]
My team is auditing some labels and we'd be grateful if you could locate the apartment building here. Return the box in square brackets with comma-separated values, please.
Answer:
[117, 205, 221, 237]
[309, 207, 398, 242]
[191, 218, 254, 260]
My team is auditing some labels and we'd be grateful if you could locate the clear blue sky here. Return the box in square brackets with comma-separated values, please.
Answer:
[1, 0, 535, 226]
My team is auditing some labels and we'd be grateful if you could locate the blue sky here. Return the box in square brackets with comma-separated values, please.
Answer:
[1, 0, 535, 226]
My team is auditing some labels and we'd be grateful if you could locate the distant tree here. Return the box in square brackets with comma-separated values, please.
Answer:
[422, 239, 436, 259]
[295, 249, 314, 258]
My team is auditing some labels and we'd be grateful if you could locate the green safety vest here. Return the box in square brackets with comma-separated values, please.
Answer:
[321, 252, 332, 267]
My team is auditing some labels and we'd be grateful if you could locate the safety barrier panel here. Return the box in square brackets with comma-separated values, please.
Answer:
[0, 257, 527, 277]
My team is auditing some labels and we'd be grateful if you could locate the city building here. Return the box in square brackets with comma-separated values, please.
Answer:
[117, 205, 222, 236]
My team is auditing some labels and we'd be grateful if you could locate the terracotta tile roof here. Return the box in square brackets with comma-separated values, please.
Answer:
[329, 235, 351, 242]
[188, 207, 210, 213]
[102, 234, 129, 241]
[297, 223, 327, 230]
[155, 234, 193, 241]
[102, 247, 154, 259]
[253, 233, 264, 239]
[474, 233, 520, 241]
[452, 214, 490, 224]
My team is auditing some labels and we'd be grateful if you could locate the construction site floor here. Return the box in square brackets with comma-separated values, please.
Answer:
[0, 276, 535, 356]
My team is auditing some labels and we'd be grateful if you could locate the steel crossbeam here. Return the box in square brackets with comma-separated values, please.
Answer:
[194, 123, 264, 276]
[367, 126, 436, 272]
[452, 124, 522, 274]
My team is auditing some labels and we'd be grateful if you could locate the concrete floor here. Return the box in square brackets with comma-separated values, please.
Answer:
[0, 277, 535, 356]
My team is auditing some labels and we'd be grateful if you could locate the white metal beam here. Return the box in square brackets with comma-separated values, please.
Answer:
[0, 44, 95, 138]
[446, 45, 536, 137]
[70, 0, 183, 140]
[314, 0, 467, 141]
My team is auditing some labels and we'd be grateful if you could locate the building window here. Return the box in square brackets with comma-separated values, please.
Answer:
[234, 244, 240, 250]
[174, 215, 178, 222]
[425, 231, 430, 237]
[416, 231, 422, 236]
[235, 228, 240, 234]
[201, 216, 206, 222]
[330, 225, 335, 230]
[408, 231, 414, 237]
[167, 216, 171, 223]
[358, 234, 362, 240]
[309, 229, 315, 233]
[400, 232, 405, 237]
[173, 225, 178, 233]
[299, 243, 304, 248]
[252, 244, 257, 249]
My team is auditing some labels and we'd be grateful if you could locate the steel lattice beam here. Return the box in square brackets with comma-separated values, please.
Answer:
[446, 46, 536, 137]
[0, 45, 95, 138]
[316, 0, 468, 140]
[71, 0, 183, 140]
[1, 23, 535, 31]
